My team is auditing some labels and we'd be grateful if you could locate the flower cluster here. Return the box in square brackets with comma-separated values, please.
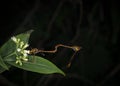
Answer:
[11, 36, 30, 65]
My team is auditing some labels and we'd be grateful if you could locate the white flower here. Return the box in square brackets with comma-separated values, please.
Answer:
[24, 50, 30, 54]
[17, 48, 21, 52]
[11, 36, 30, 66]
[15, 58, 22, 66]
[23, 53, 28, 57]
[17, 39, 20, 43]
[11, 36, 20, 43]
[23, 43, 29, 49]
[20, 41, 24, 48]
[11, 36, 17, 43]
[23, 58, 28, 61]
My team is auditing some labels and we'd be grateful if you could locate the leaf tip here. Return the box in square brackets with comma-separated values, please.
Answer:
[26, 29, 34, 34]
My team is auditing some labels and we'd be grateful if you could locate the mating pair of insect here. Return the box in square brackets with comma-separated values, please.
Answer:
[29, 44, 81, 68]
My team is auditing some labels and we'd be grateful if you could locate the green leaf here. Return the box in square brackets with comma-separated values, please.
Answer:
[0, 30, 33, 72]
[0, 39, 16, 59]
[7, 55, 65, 76]
[0, 65, 6, 73]
[0, 55, 8, 70]
[15, 30, 33, 44]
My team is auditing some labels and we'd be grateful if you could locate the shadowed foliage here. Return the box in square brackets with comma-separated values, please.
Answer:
[0, 0, 120, 86]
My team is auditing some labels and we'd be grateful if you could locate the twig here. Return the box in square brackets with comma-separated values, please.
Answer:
[0, 75, 18, 86]
[35, 75, 48, 86]
[36, 74, 63, 86]
[37, 0, 64, 47]
[47, 0, 64, 33]
[96, 64, 120, 86]
[30, 44, 81, 54]
[67, 73, 95, 86]
[70, 0, 83, 43]
[13, 0, 40, 34]
[54, 0, 83, 69]
[23, 71, 28, 86]
[87, 2, 98, 38]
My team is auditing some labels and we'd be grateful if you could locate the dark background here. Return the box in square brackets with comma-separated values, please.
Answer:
[0, 0, 120, 86]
